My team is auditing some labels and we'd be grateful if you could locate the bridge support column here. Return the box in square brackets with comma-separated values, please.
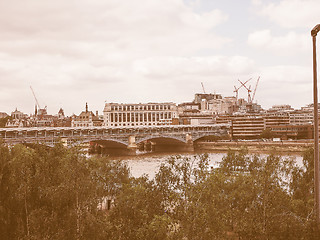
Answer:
[151, 141, 156, 152]
[184, 133, 194, 152]
[140, 141, 153, 152]
[143, 142, 148, 151]
[127, 135, 137, 155]
[61, 137, 68, 147]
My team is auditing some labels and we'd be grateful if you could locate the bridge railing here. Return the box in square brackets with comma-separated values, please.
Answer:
[0, 124, 230, 144]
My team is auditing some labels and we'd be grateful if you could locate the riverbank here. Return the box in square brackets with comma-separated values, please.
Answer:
[195, 140, 313, 153]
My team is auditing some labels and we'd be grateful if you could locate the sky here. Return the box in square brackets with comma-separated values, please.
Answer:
[0, 0, 319, 116]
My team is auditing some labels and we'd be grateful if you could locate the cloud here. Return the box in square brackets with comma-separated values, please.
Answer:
[0, 0, 229, 57]
[251, 0, 262, 6]
[133, 56, 255, 78]
[254, 65, 312, 109]
[0, 0, 313, 115]
[0, 0, 230, 115]
[256, 0, 320, 29]
[129, 55, 257, 105]
[247, 29, 310, 54]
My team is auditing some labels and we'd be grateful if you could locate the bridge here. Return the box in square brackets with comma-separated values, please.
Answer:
[0, 124, 230, 155]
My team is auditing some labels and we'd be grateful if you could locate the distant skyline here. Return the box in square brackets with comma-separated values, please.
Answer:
[0, 0, 319, 115]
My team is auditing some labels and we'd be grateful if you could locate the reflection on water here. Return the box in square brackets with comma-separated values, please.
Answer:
[107, 151, 303, 179]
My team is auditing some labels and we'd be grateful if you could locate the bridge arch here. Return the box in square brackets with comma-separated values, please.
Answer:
[88, 138, 128, 146]
[136, 135, 187, 144]
[193, 133, 227, 142]
[87, 138, 131, 155]
[69, 137, 128, 147]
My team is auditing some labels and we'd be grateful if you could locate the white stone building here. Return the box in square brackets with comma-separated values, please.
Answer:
[207, 97, 237, 115]
[103, 102, 178, 127]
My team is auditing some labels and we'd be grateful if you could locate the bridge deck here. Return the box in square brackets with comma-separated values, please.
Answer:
[0, 124, 230, 146]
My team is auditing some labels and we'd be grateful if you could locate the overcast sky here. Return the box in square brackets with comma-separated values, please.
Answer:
[0, 0, 319, 116]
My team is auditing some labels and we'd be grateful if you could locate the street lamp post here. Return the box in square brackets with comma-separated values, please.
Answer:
[312, 24, 320, 227]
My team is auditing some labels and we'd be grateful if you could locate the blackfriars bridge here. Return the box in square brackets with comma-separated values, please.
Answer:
[0, 124, 230, 155]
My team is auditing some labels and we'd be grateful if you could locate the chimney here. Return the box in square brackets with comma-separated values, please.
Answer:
[96, 110, 98, 116]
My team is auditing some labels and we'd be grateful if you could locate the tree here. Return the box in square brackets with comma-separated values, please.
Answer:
[0, 143, 131, 240]
[216, 150, 300, 238]
[0, 141, 14, 239]
[1, 143, 319, 239]
[260, 128, 275, 139]
[290, 147, 319, 238]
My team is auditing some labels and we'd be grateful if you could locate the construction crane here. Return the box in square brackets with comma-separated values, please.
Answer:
[234, 78, 251, 101]
[234, 85, 241, 100]
[251, 76, 260, 102]
[30, 86, 47, 116]
[201, 82, 206, 94]
[30, 86, 41, 110]
[238, 78, 253, 103]
[238, 77, 260, 104]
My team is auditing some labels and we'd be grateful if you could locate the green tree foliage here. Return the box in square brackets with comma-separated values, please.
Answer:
[0, 143, 130, 240]
[290, 147, 318, 238]
[259, 128, 275, 139]
[0, 143, 319, 239]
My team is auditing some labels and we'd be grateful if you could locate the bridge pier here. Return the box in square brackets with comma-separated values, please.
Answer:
[151, 141, 156, 152]
[61, 137, 68, 147]
[137, 141, 153, 152]
[127, 135, 137, 155]
[184, 133, 194, 152]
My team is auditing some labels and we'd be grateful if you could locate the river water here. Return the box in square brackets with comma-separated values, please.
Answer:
[109, 151, 304, 179]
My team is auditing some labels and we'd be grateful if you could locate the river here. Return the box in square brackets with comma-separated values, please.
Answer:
[108, 150, 304, 179]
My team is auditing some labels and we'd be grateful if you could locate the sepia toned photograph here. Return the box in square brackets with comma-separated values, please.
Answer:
[1, 0, 320, 239]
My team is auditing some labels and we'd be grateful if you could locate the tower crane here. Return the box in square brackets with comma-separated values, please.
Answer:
[234, 78, 251, 101]
[201, 82, 206, 94]
[234, 85, 241, 101]
[30, 86, 41, 113]
[238, 78, 254, 103]
[30, 86, 47, 116]
[238, 77, 260, 104]
[251, 76, 260, 102]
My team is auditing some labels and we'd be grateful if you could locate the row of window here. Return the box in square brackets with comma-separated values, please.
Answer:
[73, 123, 91, 127]
[77, 115, 91, 120]
[110, 122, 170, 127]
[109, 112, 173, 123]
[271, 127, 309, 131]
[110, 104, 173, 111]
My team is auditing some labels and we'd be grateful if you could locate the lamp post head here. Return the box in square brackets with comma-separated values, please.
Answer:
[312, 24, 320, 37]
